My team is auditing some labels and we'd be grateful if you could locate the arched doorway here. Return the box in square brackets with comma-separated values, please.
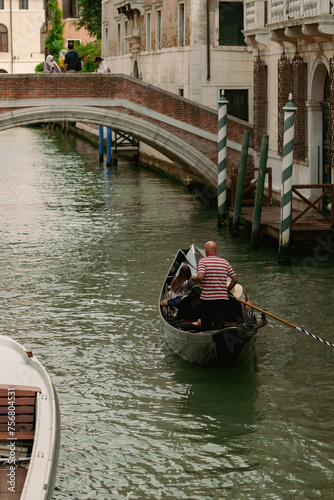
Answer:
[133, 61, 139, 79]
[310, 60, 331, 212]
[309, 61, 329, 183]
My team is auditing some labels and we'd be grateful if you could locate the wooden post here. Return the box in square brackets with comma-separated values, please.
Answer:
[278, 94, 296, 264]
[217, 92, 229, 226]
[231, 130, 250, 236]
[250, 134, 269, 249]
[99, 126, 104, 162]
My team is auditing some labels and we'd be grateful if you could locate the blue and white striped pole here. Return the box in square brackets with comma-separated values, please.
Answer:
[218, 92, 229, 226]
[99, 125, 104, 162]
[278, 93, 297, 264]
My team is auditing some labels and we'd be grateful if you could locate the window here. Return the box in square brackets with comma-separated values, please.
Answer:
[223, 89, 249, 121]
[219, 2, 246, 46]
[156, 10, 162, 50]
[124, 21, 128, 54]
[62, 0, 78, 19]
[179, 3, 185, 46]
[0, 1, 4, 10]
[117, 24, 121, 56]
[104, 27, 109, 58]
[0, 25, 8, 52]
[146, 13, 151, 51]
[19, 0, 28, 9]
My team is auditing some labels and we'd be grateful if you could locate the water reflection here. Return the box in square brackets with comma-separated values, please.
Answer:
[0, 127, 333, 499]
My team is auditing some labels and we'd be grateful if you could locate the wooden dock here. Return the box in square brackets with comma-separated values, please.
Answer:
[228, 205, 334, 252]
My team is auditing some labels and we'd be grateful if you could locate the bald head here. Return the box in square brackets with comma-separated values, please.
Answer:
[204, 241, 217, 255]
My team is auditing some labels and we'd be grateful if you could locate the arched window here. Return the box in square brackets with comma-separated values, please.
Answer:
[133, 61, 139, 79]
[0, 25, 8, 53]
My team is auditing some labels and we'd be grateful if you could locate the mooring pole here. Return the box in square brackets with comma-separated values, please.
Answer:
[107, 128, 112, 166]
[217, 92, 229, 227]
[278, 94, 296, 264]
[250, 134, 269, 249]
[99, 126, 104, 162]
[231, 130, 250, 236]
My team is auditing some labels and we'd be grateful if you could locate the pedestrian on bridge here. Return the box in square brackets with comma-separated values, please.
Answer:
[44, 55, 61, 74]
[64, 42, 80, 73]
[94, 57, 110, 74]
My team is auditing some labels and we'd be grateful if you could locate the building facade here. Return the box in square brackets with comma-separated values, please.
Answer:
[102, 0, 254, 120]
[244, 0, 334, 194]
[101, 0, 257, 183]
[0, 0, 95, 74]
[0, 0, 45, 73]
[49, 1, 95, 47]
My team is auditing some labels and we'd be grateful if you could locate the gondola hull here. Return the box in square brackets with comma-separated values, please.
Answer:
[159, 245, 266, 367]
[162, 317, 257, 367]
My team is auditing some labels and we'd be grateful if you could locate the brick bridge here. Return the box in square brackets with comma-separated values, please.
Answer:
[0, 74, 253, 188]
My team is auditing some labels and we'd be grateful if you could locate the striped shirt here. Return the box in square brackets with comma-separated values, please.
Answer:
[198, 254, 236, 300]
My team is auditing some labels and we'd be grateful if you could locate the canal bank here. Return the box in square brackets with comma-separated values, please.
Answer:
[72, 121, 215, 189]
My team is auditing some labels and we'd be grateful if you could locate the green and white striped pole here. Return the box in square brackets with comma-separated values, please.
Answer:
[217, 92, 229, 226]
[278, 93, 297, 264]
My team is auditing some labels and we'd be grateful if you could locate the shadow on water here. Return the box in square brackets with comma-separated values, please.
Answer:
[169, 350, 260, 443]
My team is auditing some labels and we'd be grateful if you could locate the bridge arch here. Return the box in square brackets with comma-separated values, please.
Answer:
[0, 105, 218, 187]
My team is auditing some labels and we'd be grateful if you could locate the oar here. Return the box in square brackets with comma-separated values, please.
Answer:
[231, 295, 334, 349]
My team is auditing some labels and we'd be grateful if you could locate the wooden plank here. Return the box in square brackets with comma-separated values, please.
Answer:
[0, 423, 34, 431]
[0, 397, 36, 406]
[0, 415, 34, 424]
[0, 406, 34, 415]
[0, 430, 35, 440]
[0, 385, 41, 397]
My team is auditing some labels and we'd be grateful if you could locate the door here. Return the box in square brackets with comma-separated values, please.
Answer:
[321, 101, 331, 213]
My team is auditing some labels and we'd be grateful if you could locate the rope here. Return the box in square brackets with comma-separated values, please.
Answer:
[296, 327, 334, 349]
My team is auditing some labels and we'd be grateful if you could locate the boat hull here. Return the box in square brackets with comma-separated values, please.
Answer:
[162, 319, 256, 367]
[0, 336, 60, 500]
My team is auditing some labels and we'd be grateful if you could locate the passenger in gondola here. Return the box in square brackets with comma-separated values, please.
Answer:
[160, 264, 192, 313]
[191, 240, 238, 331]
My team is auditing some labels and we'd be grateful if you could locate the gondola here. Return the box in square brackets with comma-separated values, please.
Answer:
[0, 336, 60, 499]
[158, 244, 267, 367]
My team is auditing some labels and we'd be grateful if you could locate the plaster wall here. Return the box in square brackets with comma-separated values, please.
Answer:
[0, 0, 45, 73]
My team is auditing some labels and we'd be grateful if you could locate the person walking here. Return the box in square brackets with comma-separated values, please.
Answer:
[191, 241, 238, 331]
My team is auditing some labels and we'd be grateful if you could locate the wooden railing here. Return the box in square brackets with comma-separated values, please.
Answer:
[291, 184, 334, 228]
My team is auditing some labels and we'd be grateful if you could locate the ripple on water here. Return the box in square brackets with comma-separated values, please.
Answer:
[1, 128, 334, 499]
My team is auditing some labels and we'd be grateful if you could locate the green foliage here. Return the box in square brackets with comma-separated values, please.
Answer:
[45, 0, 65, 57]
[34, 62, 45, 73]
[74, 40, 102, 73]
[76, 0, 101, 39]
[35, 40, 101, 73]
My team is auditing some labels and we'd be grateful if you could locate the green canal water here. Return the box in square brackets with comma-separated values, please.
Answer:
[0, 127, 333, 499]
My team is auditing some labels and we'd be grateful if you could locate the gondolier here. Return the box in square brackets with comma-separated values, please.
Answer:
[158, 244, 266, 366]
[191, 241, 238, 331]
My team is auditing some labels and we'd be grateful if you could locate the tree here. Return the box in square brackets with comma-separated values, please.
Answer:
[45, 0, 65, 57]
[73, 40, 102, 73]
[76, 0, 102, 40]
